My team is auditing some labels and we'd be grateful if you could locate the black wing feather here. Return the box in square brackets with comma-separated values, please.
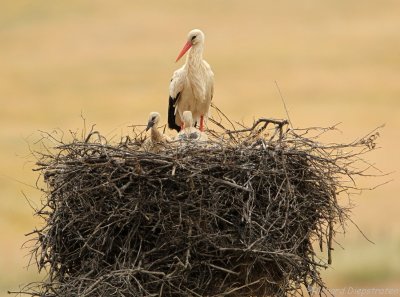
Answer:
[168, 92, 181, 132]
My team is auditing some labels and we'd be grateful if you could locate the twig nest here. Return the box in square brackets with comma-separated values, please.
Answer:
[18, 117, 380, 297]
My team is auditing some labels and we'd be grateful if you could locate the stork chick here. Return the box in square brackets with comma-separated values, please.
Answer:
[176, 111, 208, 142]
[142, 112, 170, 153]
[168, 29, 214, 133]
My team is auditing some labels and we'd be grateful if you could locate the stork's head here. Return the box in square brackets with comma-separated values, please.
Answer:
[188, 29, 204, 46]
[175, 29, 205, 62]
[146, 112, 160, 131]
[182, 111, 194, 128]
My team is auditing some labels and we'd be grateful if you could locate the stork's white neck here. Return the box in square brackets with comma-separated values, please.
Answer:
[184, 120, 193, 129]
[151, 126, 163, 142]
[186, 44, 204, 69]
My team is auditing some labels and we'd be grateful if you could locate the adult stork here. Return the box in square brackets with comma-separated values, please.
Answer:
[176, 111, 208, 141]
[142, 112, 171, 153]
[168, 29, 214, 132]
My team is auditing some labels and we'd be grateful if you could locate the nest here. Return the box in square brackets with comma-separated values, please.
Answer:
[15, 111, 379, 297]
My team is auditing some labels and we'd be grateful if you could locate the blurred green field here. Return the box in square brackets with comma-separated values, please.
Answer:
[1, 1, 399, 296]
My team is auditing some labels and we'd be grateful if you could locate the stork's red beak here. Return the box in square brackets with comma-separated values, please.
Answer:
[175, 41, 192, 62]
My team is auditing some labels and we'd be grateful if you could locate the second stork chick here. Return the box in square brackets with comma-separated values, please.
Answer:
[176, 111, 208, 142]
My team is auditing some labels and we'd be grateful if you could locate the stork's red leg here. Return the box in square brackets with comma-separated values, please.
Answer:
[199, 115, 204, 132]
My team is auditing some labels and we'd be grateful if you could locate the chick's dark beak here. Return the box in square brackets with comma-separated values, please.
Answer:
[146, 120, 155, 131]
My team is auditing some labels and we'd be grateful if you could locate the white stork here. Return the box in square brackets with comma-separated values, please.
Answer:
[176, 111, 208, 141]
[168, 29, 214, 133]
[142, 112, 171, 152]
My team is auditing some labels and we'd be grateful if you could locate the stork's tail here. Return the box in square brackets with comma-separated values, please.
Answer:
[168, 96, 181, 132]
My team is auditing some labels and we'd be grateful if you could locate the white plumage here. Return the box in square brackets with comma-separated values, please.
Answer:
[176, 111, 208, 142]
[168, 29, 214, 132]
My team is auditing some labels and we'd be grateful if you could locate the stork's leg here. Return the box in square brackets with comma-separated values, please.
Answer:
[181, 123, 184, 130]
[199, 115, 204, 132]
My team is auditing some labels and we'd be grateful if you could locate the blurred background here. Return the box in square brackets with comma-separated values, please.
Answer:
[1, 0, 399, 296]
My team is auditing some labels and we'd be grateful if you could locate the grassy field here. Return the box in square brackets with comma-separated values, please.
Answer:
[1, 1, 399, 296]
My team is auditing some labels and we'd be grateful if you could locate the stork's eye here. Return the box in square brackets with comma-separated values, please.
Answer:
[191, 35, 196, 41]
